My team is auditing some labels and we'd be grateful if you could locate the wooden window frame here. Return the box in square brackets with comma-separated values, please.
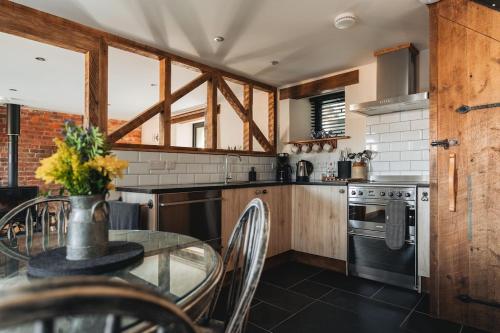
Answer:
[0, 1, 277, 156]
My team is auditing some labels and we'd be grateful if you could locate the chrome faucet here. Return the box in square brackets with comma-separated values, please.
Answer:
[224, 154, 242, 184]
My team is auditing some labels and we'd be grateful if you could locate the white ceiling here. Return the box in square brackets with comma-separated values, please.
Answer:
[11, 0, 429, 86]
[2, 0, 429, 118]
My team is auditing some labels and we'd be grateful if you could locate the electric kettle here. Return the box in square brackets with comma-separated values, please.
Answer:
[296, 160, 313, 182]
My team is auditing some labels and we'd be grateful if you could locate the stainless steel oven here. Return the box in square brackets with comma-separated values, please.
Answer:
[347, 184, 418, 290]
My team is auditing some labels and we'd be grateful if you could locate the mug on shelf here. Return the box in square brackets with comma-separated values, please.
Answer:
[312, 143, 322, 152]
[323, 142, 334, 152]
[290, 144, 300, 154]
[301, 144, 312, 153]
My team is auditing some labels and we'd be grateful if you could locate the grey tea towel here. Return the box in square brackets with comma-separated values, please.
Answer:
[108, 201, 140, 230]
[385, 200, 407, 250]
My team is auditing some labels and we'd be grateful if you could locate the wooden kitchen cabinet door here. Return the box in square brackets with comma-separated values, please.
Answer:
[221, 186, 291, 260]
[292, 185, 347, 260]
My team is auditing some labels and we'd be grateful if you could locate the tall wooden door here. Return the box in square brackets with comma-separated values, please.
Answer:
[430, 1, 500, 331]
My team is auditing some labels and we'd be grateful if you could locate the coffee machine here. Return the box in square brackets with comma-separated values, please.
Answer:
[276, 153, 293, 182]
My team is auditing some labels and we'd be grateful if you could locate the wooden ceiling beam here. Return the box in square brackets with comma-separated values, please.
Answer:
[171, 105, 220, 124]
[217, 76, 247, 121]
[279, 70, 359, 100]
[243, 84, 253, 151]
[159, 57, 172, 147]
[171, 72, 211, 105]
[218, 77, 273, 152]
[107, 101, 164, 143]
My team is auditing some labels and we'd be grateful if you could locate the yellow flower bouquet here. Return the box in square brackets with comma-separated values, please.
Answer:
[36, 121, 128, 195]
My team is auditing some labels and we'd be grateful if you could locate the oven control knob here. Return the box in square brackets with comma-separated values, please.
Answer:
[358, 191, 363, 195]
[397, 192, 403, 198]
[380, 191, 386, 196]
[388, 192, 394, 197]
[351, 190, 356, 195]
[405, 192, 411, 198]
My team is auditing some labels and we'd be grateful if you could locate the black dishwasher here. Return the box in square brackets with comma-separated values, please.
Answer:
[158, 190, 222, 251]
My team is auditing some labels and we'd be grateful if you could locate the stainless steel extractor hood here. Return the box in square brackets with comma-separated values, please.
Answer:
[350, 46, 429, 116]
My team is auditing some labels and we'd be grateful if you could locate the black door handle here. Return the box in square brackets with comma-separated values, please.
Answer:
[458, 294, 500, 309]
[431, 139, 459, 149]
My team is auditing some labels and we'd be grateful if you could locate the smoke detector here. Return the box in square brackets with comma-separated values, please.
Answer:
[334, 12, 357, 30]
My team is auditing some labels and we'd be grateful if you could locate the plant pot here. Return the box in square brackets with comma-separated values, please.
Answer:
[66, 194, 109, 261]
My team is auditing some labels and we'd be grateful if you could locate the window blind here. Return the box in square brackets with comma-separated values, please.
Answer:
[310, 91, 346, 136]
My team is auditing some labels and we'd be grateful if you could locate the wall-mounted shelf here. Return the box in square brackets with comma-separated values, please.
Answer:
[284, 136, 350, 148]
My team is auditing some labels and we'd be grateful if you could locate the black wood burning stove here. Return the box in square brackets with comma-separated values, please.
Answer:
[0, 104, 38, 222]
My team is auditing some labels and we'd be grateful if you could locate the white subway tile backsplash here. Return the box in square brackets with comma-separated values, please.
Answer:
[177, 154, 196, 163]
[364, 109, 429, 175]
[390, 161, 411, 171]
[195, 174, 211, 183]
[160, 153, 177, 161]
[411, 119, 428, 130]
[401, 130, 422, 140]
[372, 161, 390, 171]
[160, 174, 178, 184]
[411, 161, 429, 171]
[195, 154, 211, 164]
[366, 134, 380, 143]
[114, 150, 139, 162]
[366, 115, 380, 125]
[178, 174, 195, 184]
[380, 152, 400, 161]
[380, 132, 401, 142]
[203, 164, 218, 173]
[380, 113, 400, 123]
[139, 152, 160, 162]
[401, 151, 422, 160]
[409, 140, 428, 150]
[116, 175, 139, 186]
[187, 164, 203, 173]
[138, 175, 159, 185]
[371, 124, 390, 134]
[390, 142, 409, 151]
[389, 121, 411, 132]
[112, 151, 275, 186]
[128, 162, 150, 174]
[400, 110, 422, 121]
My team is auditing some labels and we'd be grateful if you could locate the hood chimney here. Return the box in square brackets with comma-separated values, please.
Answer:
[6, 104, 21, 187]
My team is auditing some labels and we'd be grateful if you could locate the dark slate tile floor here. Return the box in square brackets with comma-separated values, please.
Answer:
[214, 261, 488, 333]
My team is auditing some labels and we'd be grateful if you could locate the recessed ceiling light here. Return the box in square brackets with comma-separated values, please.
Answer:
[9, 88, 18, 92]
[271, 60, 280, 66]
[150, 83, 158, 87]
[334, 12, 358, 30]
[35, 57, 46, 62]
[213, 36, 225, 42]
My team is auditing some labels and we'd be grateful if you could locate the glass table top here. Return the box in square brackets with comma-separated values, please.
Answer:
[0, 230, 222, 305]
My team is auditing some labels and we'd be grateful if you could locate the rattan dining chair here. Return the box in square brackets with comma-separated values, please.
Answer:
[205, 198, 270, 333]
[0, 276, 203, 333]
[0, 196, 70, 261]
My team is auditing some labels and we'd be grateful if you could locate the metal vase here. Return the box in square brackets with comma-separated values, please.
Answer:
[66, 194, 109, 261]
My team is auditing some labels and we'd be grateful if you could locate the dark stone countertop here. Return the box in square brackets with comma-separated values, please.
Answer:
[116, 180, 348, 194]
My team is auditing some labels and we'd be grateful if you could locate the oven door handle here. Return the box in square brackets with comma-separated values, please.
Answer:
[159, 197, 222, 207]
[349, 202, 387, 207]
[348, 231, 415, 245]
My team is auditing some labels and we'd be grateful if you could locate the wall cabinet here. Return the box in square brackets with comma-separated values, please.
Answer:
[221, 186, 292, 259]
[417, 187, 430, 277]
[292, 185, 347, 260]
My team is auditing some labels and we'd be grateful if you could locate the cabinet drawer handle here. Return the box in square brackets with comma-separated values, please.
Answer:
[255, 189, 268, 195]
[339, 189, 345, 194]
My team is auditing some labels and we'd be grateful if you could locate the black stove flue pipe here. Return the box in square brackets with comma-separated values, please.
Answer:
[6, 104, 21, 187]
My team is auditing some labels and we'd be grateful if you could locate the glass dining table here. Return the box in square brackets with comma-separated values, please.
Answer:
[0, 230, 223, 322]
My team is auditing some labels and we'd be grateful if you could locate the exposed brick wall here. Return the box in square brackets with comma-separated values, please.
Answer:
[0, 107, 141, 188]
